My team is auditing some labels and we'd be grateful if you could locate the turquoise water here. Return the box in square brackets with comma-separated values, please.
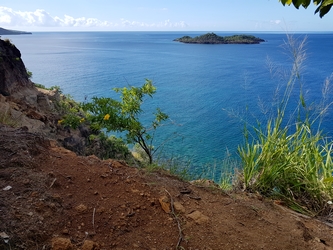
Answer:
[7, 31, 333, 171]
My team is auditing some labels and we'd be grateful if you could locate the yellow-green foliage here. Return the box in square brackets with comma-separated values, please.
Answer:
[82, 79, 168, 164]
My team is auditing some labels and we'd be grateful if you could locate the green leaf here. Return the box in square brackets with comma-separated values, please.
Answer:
[280, 0, 293, 5]
[313, 0, 323, 5]
[300, 94, 306, 108]
[292, 0, 304, 8]
[302, 0, 311, 7]
[318, 4, 332, 16]
[323, 177, 333, 183]
[322, 0, 333, 6]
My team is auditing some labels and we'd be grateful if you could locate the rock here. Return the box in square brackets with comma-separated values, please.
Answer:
[0, 94, 5, 102]
[81, 240, 99, 250]
[173, 202, 185, 213]
[186, 210, 209, 224]
[111, 160, 127, 168]
[0, 232, 10, 243]
[37, 87, 61, 103]
[75, 204, 88, 213]
[190, 179, 219, 188]
[51, 237, 73, 250]
[24, 94, 38, 107]
[159, 196, 171, 213]
[63, 135, 86, 155]
[79, 125, 90, 138]
[37, 93, 52, 112]
[26, 109, 46, 122]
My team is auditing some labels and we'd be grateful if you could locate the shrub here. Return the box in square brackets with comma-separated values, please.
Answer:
[88, 133, 130, 160]
[82, 79, 168, 164]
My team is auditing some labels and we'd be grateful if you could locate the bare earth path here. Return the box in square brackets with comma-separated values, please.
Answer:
[1, 126, 333, 250]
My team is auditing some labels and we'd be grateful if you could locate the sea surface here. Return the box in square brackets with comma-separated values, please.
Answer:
[7, 31, 333, 177]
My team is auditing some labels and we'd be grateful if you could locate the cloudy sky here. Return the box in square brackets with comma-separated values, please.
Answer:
[1, 0, 333, 32]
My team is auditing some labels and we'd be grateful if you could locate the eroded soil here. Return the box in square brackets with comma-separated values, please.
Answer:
[1, 125, 333, 250]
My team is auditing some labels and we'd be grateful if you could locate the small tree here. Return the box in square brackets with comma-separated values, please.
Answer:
[83, 79, 168, 164]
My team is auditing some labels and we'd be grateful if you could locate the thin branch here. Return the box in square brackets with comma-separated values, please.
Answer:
[165, 189, 183, 249]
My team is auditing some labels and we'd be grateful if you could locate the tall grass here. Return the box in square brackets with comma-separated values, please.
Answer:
[238, 34, 333, 215]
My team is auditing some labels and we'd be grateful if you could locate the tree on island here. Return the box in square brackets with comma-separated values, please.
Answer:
[174, 33, 265, 44]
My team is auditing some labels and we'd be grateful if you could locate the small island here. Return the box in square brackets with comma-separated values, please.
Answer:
[0, 27, 32, 35]
[174, 32, 265, 44]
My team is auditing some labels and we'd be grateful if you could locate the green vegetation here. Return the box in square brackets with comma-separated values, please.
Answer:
[28, 32, 333, 217]
[238, 35, 333, 215]
[82, 79, 168, 164]
[58, 79, 168, 165]
[88, 133, 130, 160]
[34, 83, 62, 93]
[40, 85, 131, 161]
[57, 95, 85, 129]
[154, 156, 193, 181]
[174, 33, 265, 44]
[33, 83, 84, 128]
[33, 83, 85, 128]
[280, 0, 333, 18]
[26, 69, 33, 79]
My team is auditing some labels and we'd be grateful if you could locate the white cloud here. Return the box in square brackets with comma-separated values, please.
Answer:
[0, 7, 112, 28]
[120, 18, 187, 28]
[0, 6, 187, 30]
[270, 19, 282, 25]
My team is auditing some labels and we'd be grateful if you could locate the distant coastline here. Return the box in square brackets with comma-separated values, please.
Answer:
[174, 32, 265, 44]
[0, 27, 32, 35]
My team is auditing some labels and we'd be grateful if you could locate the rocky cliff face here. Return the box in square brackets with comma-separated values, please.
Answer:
[0, 38, 50, 133]
[0, 38, 34, 97]
[0, 38, 129, 160]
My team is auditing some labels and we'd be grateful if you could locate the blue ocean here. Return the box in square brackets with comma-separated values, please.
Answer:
[7, 31, 333, 174]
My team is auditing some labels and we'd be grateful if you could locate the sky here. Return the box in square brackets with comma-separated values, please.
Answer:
[0, 0, 333, 32]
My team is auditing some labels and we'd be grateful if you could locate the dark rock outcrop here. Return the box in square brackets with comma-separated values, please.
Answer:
[0, 39, 34, 97]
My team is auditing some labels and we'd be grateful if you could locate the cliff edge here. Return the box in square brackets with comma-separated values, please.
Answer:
[0, 39, 34, 97]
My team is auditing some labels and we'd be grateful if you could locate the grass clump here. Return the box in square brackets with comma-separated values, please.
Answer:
[238, 35, 333, 215]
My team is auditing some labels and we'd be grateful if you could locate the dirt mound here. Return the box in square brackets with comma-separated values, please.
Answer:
[1, 126, 333, 250]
